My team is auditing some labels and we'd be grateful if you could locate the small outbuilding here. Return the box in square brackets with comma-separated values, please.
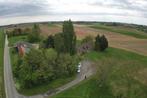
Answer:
[13, 41, 39, 56]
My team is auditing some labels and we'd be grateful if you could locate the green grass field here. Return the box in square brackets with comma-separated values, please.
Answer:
[19, 76, 75, 95]
[8, 35, 27, 46]
[90, 23, 147, 39]
[0, 29, 5, 98]
[51, 48, 147, 98]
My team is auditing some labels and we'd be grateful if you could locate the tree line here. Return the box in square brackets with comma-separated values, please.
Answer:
[6, 28, 29, 37]
[6, 24, 41, 43]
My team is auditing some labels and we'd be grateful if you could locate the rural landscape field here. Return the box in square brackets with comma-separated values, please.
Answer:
[0, 21, 146, 98]
[0, 0, 147, 98]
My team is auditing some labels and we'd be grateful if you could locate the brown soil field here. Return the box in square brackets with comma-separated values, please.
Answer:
[40, 24, 62, 36]
[40, 24, 147, 56]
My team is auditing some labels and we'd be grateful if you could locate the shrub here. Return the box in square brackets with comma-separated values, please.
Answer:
[95, 34, 108, 51]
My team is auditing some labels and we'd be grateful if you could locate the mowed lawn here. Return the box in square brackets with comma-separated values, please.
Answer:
[8, 35, 27, 46]
[90, 23, 147, 39]
[51, 48, 147, 98]
[0, 29, 5, 98]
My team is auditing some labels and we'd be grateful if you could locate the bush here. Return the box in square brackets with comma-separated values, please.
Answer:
[95, 34, 108, 51]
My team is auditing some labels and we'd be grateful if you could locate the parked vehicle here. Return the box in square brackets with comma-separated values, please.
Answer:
[77, 62, 82, 73]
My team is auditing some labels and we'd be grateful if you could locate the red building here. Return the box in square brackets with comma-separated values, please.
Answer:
[17, 45, 25, 57]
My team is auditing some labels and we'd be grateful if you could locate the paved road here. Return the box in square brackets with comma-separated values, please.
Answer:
[4, 34, 96, 98]
[4, 35, 43, 98]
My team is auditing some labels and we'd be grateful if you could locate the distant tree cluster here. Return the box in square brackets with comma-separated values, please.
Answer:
[6, 28, 29, 37]
[95, 34, 108, 51]
[136, 25, 147, 33]
[7, 24, 41, 43]
[14, 49, 78, 88]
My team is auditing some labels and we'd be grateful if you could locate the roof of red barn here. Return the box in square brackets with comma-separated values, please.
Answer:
[18, 45, 25, 57]
[14, 41, 32, 48]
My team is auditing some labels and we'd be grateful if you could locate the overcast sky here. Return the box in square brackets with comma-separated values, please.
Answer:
[0, 0, 147, 26]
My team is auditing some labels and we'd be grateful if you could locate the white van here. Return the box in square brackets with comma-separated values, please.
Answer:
[77, 62, 81, 73]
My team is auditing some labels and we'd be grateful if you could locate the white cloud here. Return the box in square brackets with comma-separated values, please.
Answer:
[0, 0, 147, 25]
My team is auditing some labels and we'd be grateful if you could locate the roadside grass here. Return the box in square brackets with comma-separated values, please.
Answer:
[51, 47, 147, 98]
[51, 77, 114, 98]
[0, 29, 5, 98]
[8, 35, 27, 46]
[9, 48, 76, 96]
[19, 76, 75, 96]
[90, 23, 147, 39]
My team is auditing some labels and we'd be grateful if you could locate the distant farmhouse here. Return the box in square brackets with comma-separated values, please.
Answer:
[13, 41, 39, 57]
[77, 42, 93, 54]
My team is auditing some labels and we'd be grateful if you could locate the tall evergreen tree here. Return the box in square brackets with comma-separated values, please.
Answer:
[95, 34, 101, 51]
[95, 34, 108, 51]
[63, 20, 76, 55]
[100, 35, 108, 51]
